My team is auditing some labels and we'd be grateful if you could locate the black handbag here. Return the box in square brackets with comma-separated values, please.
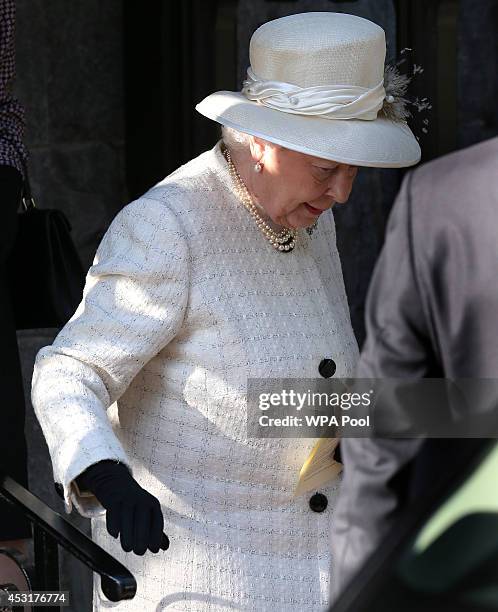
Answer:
[7, 168, 86, 330]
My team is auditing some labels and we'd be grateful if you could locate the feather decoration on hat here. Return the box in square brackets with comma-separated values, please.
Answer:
[380, 49, 432, 132]
[379, 63, 411, 123]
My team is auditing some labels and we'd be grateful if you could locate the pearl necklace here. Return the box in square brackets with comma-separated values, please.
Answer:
[224, 148, 296, 252]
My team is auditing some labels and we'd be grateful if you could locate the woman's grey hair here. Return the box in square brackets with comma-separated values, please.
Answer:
[220, 125, 251, 152]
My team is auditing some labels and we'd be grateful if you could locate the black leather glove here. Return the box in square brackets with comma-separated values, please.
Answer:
[75, 460, 169, 555]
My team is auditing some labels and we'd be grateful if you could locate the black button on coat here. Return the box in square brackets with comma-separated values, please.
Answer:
[309, 492, 328, 512]
[318, 358, 336, 378]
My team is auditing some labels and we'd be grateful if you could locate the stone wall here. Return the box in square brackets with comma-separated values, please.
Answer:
[15, 0, 127, 270]
[458, 0, 498, 147]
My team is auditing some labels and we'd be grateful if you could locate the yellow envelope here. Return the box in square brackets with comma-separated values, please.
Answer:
[294, 437, 342, 497]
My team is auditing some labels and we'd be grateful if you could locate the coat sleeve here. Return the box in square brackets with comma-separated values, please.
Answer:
[331, 170, 432, 600]
[0, 0, 27, 175]
[31, 197, 189, 517]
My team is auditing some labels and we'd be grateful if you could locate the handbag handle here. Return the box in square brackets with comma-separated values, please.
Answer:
[20, 160, 36, 212]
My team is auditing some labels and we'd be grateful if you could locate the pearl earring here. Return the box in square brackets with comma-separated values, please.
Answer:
[254, 162, 263, 173]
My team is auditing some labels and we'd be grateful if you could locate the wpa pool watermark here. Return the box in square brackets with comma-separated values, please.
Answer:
[247, 378, 498, 438]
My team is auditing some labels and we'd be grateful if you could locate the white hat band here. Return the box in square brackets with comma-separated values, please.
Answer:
[242, 66, 385, 121]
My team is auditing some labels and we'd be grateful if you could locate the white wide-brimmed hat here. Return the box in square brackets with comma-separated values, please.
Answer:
[196, 12, 421, 168]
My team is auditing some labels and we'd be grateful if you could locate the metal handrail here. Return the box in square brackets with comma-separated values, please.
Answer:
[0, 472, 136, 603]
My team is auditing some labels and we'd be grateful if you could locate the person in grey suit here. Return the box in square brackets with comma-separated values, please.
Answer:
[330, 136, 498, 602]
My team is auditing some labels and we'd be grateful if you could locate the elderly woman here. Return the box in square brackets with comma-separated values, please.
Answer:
[31, 12, 419, 612]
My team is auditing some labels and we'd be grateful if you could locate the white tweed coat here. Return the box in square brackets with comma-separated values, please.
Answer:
[31, 141, 359, 611]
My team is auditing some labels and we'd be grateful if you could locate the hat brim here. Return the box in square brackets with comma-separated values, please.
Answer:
[196, 91, 421, 169]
